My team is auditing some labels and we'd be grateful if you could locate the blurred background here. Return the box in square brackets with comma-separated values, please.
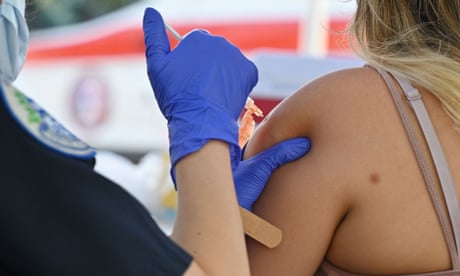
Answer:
[26, 0, 139, 30]
[16, 0, 362, 231]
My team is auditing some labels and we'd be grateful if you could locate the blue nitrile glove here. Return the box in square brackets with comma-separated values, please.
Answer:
[143, 8, 258, 186]
[234, 137, 311, 211]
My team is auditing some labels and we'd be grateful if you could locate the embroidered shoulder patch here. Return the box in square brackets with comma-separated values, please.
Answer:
[1, 83, 96, 159]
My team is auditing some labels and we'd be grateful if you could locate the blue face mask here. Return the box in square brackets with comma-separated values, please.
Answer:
[0, 0, 29, 84]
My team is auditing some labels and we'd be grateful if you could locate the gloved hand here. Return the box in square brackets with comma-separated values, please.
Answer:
[143, 8, 258, 186]
[234, 137, 311, 211]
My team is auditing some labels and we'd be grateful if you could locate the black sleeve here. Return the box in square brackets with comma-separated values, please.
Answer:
[0, 95, 192, 275]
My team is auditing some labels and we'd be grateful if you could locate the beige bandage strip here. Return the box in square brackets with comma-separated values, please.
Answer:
[240, 207, 282, 248]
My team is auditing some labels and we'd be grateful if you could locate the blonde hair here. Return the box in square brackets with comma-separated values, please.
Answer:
[349, 0, 460, 129]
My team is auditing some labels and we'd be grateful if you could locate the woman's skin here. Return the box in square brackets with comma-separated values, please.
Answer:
[244, 67, 460, 275]
[175, 140, 249, 276]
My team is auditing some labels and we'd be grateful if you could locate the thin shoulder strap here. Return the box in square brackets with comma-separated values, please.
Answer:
[367, 64, 460, 267]
[392, 73, 460, 256]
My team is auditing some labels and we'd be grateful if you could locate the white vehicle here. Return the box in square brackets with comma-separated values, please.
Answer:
[15, 0, 359, 156]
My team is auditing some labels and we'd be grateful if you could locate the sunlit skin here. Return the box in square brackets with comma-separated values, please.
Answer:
[176, 141, 249, 276]
[243, 67, 460, 275]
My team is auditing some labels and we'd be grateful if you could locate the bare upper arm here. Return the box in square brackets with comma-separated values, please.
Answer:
[244, 67, 387, 274]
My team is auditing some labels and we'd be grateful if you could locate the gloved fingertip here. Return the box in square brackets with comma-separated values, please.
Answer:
[274, 137, 311, 163]
[291, 137, 311, 154]
[182, 29, 211, 41]
[143, 7, 162, 23]
[196, 29, 211, 35]
[142, 7, 170, 60]
[294, 137, 311, 151]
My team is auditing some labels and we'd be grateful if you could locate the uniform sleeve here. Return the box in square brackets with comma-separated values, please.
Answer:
[0, 92, 192, 275]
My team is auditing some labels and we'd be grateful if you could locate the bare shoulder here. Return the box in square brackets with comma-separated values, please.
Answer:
[245, 65, 454, 274]
[244, 66, 398, 274]
[245, 66, 393, 188]
[245, 66, 388, 157]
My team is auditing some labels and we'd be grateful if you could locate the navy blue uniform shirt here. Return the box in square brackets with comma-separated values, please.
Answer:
[0, 83, 192, 275]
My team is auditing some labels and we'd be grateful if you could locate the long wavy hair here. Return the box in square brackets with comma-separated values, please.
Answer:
[349, 0, 460, 129]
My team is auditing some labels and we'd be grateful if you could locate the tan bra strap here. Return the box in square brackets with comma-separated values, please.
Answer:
[392, 73, 460, 257]
[367, 64, 460, 267]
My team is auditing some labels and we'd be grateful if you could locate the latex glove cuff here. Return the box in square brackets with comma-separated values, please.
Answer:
[168, 101, 241, 188]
